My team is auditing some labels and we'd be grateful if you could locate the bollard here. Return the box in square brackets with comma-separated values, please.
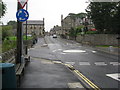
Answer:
[0, 63, 17, 89]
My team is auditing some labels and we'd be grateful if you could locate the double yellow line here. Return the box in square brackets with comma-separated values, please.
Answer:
[74, 70, 101, 90]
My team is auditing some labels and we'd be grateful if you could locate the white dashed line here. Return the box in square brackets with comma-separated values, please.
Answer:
[65, 62, 75, 65]
[79, 62, 90, 65]
[94, 62, 107, 66]
[110, 62, 120, 66]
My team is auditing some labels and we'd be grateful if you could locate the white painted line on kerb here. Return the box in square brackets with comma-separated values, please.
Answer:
[106, 73, 120, 81]
[95, 62, 107, 66]
[79, 62, 90, 65]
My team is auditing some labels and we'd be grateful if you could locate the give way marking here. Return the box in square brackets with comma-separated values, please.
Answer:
[106, 73, 120, 81]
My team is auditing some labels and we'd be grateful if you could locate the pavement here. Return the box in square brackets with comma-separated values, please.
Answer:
[95, 46, 119, 56]
[20, 38, 85, 89]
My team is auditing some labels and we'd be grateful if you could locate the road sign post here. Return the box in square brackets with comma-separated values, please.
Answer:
[16, 2, 23, 64]
[16, 0, 29, 64]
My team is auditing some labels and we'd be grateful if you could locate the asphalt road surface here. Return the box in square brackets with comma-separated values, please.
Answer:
[29, 36, 120, 89]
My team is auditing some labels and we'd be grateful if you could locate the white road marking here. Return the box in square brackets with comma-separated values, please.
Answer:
[60, 53, 66, 54]
[30, 48, 35, 50]
[52, 50, 57, 52]
[68, 82, 84, 88]
[58, 49, 62, 51]
[95, 62, 107, 66]
[110, 62, 120, 66]
[92, 51, 97, 53]
[79, 62, 90, 65]
[63, 50, 86, 53]
[65, 62, 75, 65]
[106, 73, 120, 81]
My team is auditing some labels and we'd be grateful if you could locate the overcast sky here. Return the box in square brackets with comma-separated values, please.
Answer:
[2, 0, 89, 31]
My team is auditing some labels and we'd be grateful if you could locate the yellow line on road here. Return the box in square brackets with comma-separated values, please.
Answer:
[74, 70, 101, 90]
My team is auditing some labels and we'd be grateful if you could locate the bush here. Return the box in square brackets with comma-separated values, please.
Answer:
[86, 31, 98, 34]
[2, 25, 13, 41]
[2, 39, 16, 52]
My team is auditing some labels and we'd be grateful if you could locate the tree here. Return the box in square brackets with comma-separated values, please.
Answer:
[7, 21, 17, 29]
[0, 1, 6, 18]
[86, 2, 120, 34]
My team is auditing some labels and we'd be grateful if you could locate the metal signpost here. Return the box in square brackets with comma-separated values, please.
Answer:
[16, 0, 29, 64]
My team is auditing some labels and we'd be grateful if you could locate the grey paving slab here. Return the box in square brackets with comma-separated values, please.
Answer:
[20, 58, 80, 88]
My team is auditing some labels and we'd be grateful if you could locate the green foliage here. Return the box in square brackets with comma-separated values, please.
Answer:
[2, 35, 33, 52]
[68, 13, 87, 19]
[69, 25, 84, 38]
[69, 27, 76, 37]
[7, 21, 17, 29]
[86, 31, 98, 34]
[2, 39, 16, 52]
[86, 2, 120, 34]
[23, 36, 33, 40]
[0, 2, 6, 18]
[6, 36, 33, 41]
[2, 25, 13, 41]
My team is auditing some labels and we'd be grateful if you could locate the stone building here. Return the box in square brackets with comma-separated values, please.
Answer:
[23, 19, 45, 37]
[50, 25, 62, 35]
[61, 14, 94, 37]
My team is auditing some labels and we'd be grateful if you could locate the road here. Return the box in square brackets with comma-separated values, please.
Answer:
[29, 36, 120, 89]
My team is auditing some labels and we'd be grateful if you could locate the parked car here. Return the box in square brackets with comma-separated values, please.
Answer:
[53, 34, 57, 38]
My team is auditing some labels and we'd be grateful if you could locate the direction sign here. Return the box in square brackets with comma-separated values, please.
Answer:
[16, 9, 29, 22]
[18, 0, 28, 8]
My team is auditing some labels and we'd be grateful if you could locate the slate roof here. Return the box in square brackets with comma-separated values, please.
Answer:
[23, 20, 44, 25]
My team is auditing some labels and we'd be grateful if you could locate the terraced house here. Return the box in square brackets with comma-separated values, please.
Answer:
[23, 19, 45, 37]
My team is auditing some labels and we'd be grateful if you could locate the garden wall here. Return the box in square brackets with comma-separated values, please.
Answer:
[76, 34, 119, 46]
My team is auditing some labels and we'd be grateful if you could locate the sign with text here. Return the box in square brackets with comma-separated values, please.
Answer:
[17, 0, 28, 8]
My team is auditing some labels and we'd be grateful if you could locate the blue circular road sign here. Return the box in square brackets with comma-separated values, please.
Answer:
[16, 9, 29, 22]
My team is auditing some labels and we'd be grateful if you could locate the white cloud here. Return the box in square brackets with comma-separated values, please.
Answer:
[2, 0, 89, 31]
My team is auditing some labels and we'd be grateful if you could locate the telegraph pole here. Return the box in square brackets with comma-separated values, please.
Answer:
[16, 2, 22, 64]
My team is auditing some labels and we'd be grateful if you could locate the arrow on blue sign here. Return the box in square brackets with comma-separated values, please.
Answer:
[16, 9, 29, 22]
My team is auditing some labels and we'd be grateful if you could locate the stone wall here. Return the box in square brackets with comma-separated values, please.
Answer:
[76, 34, 119, 46]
